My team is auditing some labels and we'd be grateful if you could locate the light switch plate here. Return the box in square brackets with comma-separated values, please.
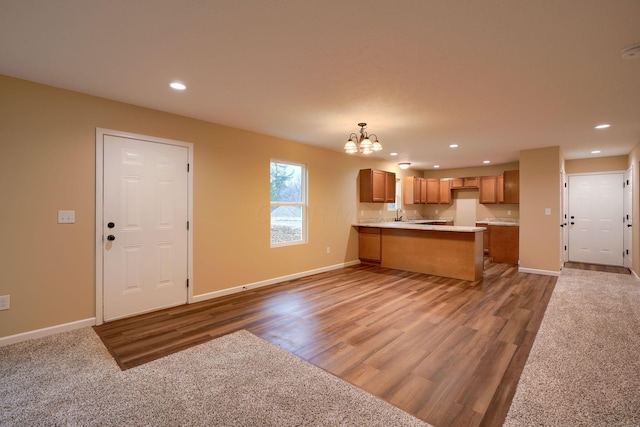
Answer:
[58, 210, 75, 224]
[544, 208, 551, 216]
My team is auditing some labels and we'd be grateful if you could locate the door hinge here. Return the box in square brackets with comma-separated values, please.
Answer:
[186, 278, 189, 288]
[564, 182, 567, 187]
[187, 221, 190, 230]
[564, 245, 567, 251]
[187, 163, 190, 172]
[626, 249, 629, 255]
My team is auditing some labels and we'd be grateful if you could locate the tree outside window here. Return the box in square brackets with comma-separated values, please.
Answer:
[270, 160, 307, 246]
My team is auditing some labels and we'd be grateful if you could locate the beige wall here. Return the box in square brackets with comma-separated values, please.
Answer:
[519, 146, 562, 273]
[0, 75, 395, 338]
[1, 74, 636, 339]
[565, 155, 628, 174]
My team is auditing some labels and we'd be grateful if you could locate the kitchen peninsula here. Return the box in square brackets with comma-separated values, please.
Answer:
[356, 222, 486, 281]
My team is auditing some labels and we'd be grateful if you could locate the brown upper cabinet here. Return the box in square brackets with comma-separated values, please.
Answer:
[359, 169, 396, 203]
[439, 179, 452, 204]
[403, 176, 426, 204]
[404, 177, 451, 204]
[451, 177, 479, 189]
[479, 175, 499, 204]
[479, 170, 519, 204]
[503, 170, 519, 204]
[426, 178, 440, 204]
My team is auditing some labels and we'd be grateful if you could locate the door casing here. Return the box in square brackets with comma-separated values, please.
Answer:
[95, 128, 194, 325]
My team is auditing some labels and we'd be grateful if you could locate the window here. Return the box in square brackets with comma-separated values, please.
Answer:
[270, 160, 307, 246]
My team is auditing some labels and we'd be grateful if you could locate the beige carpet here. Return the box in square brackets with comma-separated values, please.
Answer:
[0, 328, 430, 426]
[504, 268, 640, 426]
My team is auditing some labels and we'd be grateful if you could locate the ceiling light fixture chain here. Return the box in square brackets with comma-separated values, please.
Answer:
[344, 122, 382, 154]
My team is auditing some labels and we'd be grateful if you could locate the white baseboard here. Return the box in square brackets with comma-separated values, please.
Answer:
[193, 260, 361, 303]
[0, 317, 96, 347]
[518, 267, 561, 277]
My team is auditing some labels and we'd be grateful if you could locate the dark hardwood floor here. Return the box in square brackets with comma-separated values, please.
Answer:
[94, 261, 556, 427]
[564, 261, 630, 274]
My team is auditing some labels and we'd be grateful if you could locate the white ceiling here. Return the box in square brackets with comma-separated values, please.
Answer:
[1, 0, 639, 169]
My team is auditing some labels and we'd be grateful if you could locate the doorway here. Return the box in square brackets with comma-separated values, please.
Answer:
[95, 129, 193, 324]
[567, 172, 624, 266]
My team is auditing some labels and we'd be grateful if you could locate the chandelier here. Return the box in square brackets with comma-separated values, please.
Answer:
[344, 122, 382, 154]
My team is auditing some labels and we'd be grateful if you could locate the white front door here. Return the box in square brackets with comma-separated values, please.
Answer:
[99, 131, 190, 322]
[568, 173, 624, 266]
[624, 167, 633, 269]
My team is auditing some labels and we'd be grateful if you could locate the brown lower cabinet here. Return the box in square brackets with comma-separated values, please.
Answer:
[487, 225, 519, 264]
[358, 227, 381, 261]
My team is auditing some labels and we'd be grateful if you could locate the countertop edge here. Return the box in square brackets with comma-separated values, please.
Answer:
[354, 223, 486, 233]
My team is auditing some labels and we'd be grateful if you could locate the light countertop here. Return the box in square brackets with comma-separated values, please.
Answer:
[475, 220, 520, 226]
[354, 222, 485, 233]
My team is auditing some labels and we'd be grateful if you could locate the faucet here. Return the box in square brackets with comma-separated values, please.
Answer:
[395, 209, 403, 222]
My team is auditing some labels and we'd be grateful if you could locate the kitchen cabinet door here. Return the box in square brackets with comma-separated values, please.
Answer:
[403, 176, 425, 204]
[450, 178, 464, 189]
[503, 170, 519, 204]
[358, 227, 381, 261]
[489, 225, 519, 264]
[479, 176, 498, 204]
[426, 178, 440, 203]
[464, 177, 479, 188]
[497, 174, 504, 203]
[420, 178, 428, 203]
[439, 179, 451, 204]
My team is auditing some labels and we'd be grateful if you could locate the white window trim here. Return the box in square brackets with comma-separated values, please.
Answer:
[270, 160, 308, 247]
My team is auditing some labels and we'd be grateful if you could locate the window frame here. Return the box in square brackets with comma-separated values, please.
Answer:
[269, 159, 308, 248]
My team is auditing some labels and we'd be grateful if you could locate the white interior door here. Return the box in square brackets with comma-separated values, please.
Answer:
[100, 133, 189, 322]
[624, 167, 633, 268]
[568, 173, 624, 266]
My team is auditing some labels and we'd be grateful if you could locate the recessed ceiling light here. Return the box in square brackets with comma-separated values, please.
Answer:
[169, 82, 186, 90]
[433, 165, 440, 168]
[591, 150, 601, 154]
[449, 144, 459, 148]
[389, 152, 398, 156]
[483, 160, 491, 164]
[594, 124, 610, 129]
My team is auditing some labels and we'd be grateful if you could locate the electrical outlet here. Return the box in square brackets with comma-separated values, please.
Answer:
[58, 210, 75, 224]
[507, 210, 512, 216]
[0, 295, 10, 311]
[326, 247, 331, 254]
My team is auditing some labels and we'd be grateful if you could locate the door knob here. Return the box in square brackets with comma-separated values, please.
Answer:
[107, 235, 116, 241]
[570, 215, 575, 219]
[628, 224, 632, 228]
[107, 222, 115, 229]
[570, 222, 575, 225]
[560, 224, 564, 227]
